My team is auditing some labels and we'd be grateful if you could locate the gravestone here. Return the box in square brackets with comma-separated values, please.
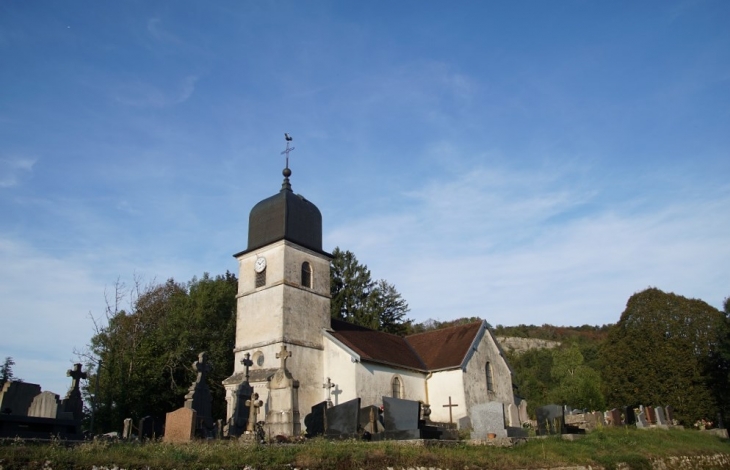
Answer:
[665, 405, 674, 424]
[324, 398, 360, 438]
[229, 353, 254, 437]
[593, 411, 605, 427]
[27, 391, 62, 419]
[139, 416, 155, 440]
[624, 406, 636, 426]
[359, 404, 384, 435]
[265, 345, 301, 437]
[61, 363, 87, 421]
[164, 408, 196, 443]
[517, 399, 529, 425]
[0, 381, 42, 416]
[122, 418, 133, 439]
[645, 406, 656, 425]
[655, 406, 667, 425]
[536, 404, 564, 435]
[304, 401, 328, 437]
[442, 396, 459, 424]
[380, 396, 421, 440]
[245, 393, 263, 433]
[506, 403, 520, 427]
[635, 412, 648, 428]
[471, 402, 507, 439]
[608, 408, 622, 426]
[184, 352, 214, 432]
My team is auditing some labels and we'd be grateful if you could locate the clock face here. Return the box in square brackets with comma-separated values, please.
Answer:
[254, 256, 267, 273]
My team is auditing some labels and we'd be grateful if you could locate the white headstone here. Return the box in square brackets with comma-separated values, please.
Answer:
[470, 402, 507, 439]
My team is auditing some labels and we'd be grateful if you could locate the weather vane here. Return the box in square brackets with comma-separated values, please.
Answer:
[281, 133, 295, 170]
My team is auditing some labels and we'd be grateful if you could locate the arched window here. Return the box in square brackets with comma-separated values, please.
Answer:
[301, 262, 312, 288]
[486, 361, 494, 392]
[391, 375, 402, 399]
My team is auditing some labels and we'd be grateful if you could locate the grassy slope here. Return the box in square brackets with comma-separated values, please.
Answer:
[1, 428, 729, 470]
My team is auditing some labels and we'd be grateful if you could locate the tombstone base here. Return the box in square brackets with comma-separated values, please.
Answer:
[239, 432, 260, 445]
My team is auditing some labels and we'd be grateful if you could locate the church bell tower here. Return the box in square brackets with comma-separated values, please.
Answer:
[224, 137, 332, 434]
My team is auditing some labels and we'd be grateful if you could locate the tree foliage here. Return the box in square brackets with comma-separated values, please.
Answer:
[81, 272, 237, 433]
[600, 288, 728, 425]
[0, 356, 20, 388]
[330, 247, 411, 335]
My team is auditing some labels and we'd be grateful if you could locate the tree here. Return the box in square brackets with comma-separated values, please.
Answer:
[0, 356, 20, 388]
[81, 272, 237, 433]
[600, 288, 726, 425]
[330, 247, 411, 334]
[549, 344, 605, 411]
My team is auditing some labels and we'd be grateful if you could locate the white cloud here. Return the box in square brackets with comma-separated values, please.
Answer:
[0, 156, 36, 188]
[326, 164, 730, 327]
[114, 75, 199, 108]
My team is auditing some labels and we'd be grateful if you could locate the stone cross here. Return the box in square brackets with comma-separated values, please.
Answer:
[193, 352, 212, 385]
[276, 344, 292, 370]
[241, 353, 253, 382]
[443, 396, 459, 424]
[323, 377, 335, 407]
[66, 363, 87, 392]
[245, 393, 263, 433]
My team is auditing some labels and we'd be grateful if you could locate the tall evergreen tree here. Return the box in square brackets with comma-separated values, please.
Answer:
[330, 247, 411, 334]
[600, 288, 725, 425]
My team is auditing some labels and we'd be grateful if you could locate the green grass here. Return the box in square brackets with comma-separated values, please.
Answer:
[0, 427, 728, 470]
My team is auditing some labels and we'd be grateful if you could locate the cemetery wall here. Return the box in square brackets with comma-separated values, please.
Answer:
[428, 369, 467, 424]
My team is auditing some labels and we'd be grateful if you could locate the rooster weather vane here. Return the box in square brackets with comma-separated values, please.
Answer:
[281, 133, 295, 170]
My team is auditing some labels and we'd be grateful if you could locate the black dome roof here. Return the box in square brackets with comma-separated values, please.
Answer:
[242, 173, 323, 254]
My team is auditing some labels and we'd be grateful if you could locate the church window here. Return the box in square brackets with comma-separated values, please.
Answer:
[486, 362, 494, 392]
[391, 375, 402, 399]
[255, 270, 266, 288]
[301, 262, 312, 288]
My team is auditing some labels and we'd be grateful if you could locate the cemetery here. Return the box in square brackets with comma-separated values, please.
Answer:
[1, 160, 728, 468]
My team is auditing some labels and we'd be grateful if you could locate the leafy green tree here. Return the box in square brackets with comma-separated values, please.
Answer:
[83, 272, 237, 433]
[549, 344, 605, 411]
[330, 247, 411, 334]
[600, 288, 725, 425]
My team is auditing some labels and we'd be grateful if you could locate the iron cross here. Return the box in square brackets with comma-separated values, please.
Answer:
[281, 133, 295, 169]
[241, 353, 253, 382]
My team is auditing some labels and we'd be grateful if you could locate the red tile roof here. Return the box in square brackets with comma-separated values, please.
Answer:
[406, 321, 484, 370]
[329, 319, 427, 371]
[328, 319, 484, 372]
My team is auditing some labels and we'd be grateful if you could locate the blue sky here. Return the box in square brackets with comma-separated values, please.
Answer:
[1, 1, 729, 396]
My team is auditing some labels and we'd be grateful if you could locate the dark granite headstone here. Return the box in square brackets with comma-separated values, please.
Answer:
[717, 412, 725, 429]
[665, 405, 674, 423]
[624, 406, 636, 426]
[139, 416, 155, 440]
[655, 407, 667, 425]
[536, 404, 564, 435]
[359, 405, 384, 435]
[324, 398, 360, 438]
[305, 401, 328, 437]
[381, 396, 420, 439]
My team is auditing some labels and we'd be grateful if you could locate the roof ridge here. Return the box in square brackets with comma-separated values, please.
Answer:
[405, 319, 483, 338]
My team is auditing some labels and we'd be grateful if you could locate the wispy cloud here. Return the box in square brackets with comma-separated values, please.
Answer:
[114, 75, 199, 108]
[0, 156, 36, 188]
[327, 164, 730, 327]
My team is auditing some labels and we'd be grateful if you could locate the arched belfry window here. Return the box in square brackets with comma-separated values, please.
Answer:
[391, 375, 403, 399]
[486, 361, 494, 392]
[301, 262, 312, 288]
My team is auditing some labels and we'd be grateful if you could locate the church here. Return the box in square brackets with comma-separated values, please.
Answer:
[223, 158, 518, 434]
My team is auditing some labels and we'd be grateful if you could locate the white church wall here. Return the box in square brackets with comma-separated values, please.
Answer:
[322, 335, 358, 407]
[427, 369, 467, 425]
[356, 362, 425, 408]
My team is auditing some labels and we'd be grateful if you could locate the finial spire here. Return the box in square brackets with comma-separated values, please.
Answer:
[281, 133, 295, 191]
